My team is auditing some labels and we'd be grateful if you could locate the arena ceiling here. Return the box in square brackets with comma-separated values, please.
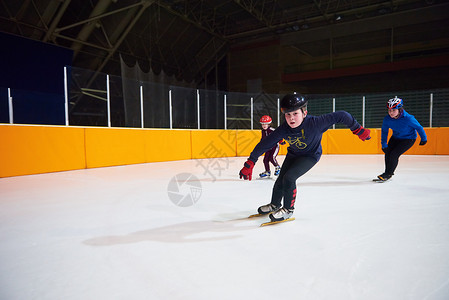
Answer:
[1, 0, 448, 84]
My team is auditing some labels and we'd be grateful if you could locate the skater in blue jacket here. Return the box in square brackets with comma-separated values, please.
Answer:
[375, 96, 427, 182]
[239, 94, 371, 222]
[374, 96, 427, 182]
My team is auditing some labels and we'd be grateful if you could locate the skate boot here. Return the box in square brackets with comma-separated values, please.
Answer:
[269, 207, 294, 222]
[274, 166, 281, 176]
[377, 173, 392, 181]
[257, 203, 280, 215]
[259, 171, 271, 178]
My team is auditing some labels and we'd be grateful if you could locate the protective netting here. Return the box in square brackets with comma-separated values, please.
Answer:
[27, 64, 446, 129]
[120, 55, 194, 128]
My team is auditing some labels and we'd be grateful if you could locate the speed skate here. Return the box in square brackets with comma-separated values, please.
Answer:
[373, 178, 389, 183]
[248, 213, 295, 226]
[260, 217, 295, 226]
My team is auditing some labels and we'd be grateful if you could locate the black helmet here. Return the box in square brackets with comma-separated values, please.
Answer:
[280, 94, 307, 113]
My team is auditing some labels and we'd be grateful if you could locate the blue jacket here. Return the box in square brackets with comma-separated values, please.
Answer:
[381, 110, 427, 148]
[249, 111, 361, 163]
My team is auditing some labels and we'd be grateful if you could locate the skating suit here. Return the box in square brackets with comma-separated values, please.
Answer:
[381, 110, 427, 148]
[249, 111, 362, 163]
[248, 111, 362, 210]
[380, 110, 427, 175]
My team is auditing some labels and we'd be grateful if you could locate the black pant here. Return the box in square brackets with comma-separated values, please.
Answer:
[384, 136, 416, 175]
[270, 155, 318, 209]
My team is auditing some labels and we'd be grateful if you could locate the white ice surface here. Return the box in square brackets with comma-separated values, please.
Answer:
[1, 155, 449, 300]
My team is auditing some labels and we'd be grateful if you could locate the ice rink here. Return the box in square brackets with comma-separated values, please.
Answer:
[1, 154, 449, 300]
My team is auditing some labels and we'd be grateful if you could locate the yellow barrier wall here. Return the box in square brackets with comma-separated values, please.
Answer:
[326, 129, 380, 154]
[191, 130, 236, 158]
[0, 125, 85, 177]
[1, 125, 448, 177]
[85, 128, 147, 168]
[144, 129, 192, 162]
[85, 128, 192, 167]
[436, 128, 449, 155]
[236, 130, 260, 157]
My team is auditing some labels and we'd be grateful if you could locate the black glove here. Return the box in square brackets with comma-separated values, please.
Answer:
[419, 140, 427, 146]
[382, 147, 388, 153]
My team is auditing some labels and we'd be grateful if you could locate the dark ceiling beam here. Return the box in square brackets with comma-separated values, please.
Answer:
[156, 2, 227, 42]
[91, 5, 143, 72]
[15, 0, 32, 22]
[232, 0, 273, 28]
[108, 5, 141, 44]
[86, 1, 154, 87]
[281, 2, 449, 45]
[29, 0, 50, 37]
[182, 38, 227, 79]
[54, 1, 146, 33]
[312, 0, 330, 24]
[282, 54, 449, 83]
[43, 0, 71, 42]
[69, 0, 115, 59]
[52, 33, 110, 51]
[6, 0, 32, 35]
[224, 0, 436, 40]
[70, 1, 154, 112]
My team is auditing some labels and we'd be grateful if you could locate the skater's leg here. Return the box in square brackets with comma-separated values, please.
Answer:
[384, 137, 415, 175]
[268, 146, 280, 167]
[270, 155, 317, 209]
[269, 156, 317, 221]
[263, 153, 270, 172]
[281, 156, 317, 209]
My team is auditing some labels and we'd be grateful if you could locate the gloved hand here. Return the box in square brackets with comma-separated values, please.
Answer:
[352, 126, 371, 141]
[239, 160, 254, 181]
[419, 140, 427, 146]
[382, 147, 388, 153]
[279, 139, 286, 145]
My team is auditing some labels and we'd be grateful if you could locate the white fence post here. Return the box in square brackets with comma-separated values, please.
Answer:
[106, 74, 111, 127]
[197, 89, 200, 129]
[332, 97, 336, 129]
[362, 96, 366, 128]
[250, 97, 253, 130]
[277, 97, 280, 127]
[169, 90, 173, 129]
[140, 85, 144, 128]
[224, 94, 227, 130]
[430, 93, 433, 128]
[8, 88, 13, 124]
[64, 66, 69, 126]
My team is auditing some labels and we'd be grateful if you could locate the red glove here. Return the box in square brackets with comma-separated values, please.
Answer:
[239, 160, 254, 181]
[352, 126, 371, 141]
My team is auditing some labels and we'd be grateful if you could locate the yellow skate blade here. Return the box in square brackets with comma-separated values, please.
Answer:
[261, 217, 295, 226]
[248, 213, 269, 218]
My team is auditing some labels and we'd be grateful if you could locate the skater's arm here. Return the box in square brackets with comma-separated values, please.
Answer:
[381, 117, 391, 148]
[409, 116, 427, 143]
[318, 111, 370, 141]
[249, 126, 285, 163]
[316, 111, 360, 131]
